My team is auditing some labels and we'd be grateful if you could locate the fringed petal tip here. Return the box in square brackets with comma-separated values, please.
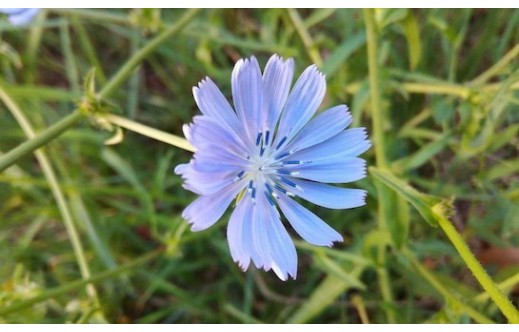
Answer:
[173, 163, 187, 175]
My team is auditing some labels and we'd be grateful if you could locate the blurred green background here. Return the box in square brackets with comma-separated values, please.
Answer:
[0, 8, 518, 323]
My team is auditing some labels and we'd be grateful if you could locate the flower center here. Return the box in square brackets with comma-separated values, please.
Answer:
[233, 128, 304, 204]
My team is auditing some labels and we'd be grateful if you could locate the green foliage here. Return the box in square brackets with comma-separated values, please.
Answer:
[0, 8, 518, 323]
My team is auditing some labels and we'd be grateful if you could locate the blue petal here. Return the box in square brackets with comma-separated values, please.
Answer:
[276, 195, 343, 246]
[193, 150, 246, 170]
[231, 56, 264, 142]
[0, 8, 26, 14]
[262, 55, 294, 132]
[193, 77, 243, 135]
[189, 116, 248, 154]
[251, 195, 273, 271]
[5, 8, 39, 26]
[289, 128, 371, 161]
[287, 157, 367, 183]
[263, 197, 297, 280]
[179, 149, 246, 194]
[228, 194, 297, 280]
[284, 105, 352, 153]
[274, 65, 326, 147]
[175, 160, 239, 195]
[279, 178, 367, 209]
[182, 182, 243, 231]
[227, 196, 253, 270]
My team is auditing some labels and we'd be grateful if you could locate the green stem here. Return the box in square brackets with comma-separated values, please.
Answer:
[0, 249, 163, 316]
[0, 110, 84, 172]
[436, 213, 519, 323]
[483, 80, 519, 92]
[470, 42, 519, 86]
[97, 8, 201, 100]
[72, 16, 108, 84]
[363, 8, 395, 323]
[127, 30, 142, 119]
[60, 20, 80, 94]
[0, 9, 201, 172]
[0, 87, 102, 315]
[474, 271, 519, 303]
[363, 9, 387, 168]
[401, 82, 471, 99]
[104, 114, 195, 152]
[25, 9, 46, 83]
[50, 8, 130, 25]
[287, 9, 322, 67]
[351, 294, 370, 324]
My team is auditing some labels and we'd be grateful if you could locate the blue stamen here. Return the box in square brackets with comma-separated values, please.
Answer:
[260, 147, 265, 156]
[251, 188, 256, 199]
[274, 184, 287, 194]
[265, 183, 274, 194]
[276, 136, 287, 150]
[264, 191, 275, 206]
[233, 170, 245, 182]
[280, 177, 297, 187]
[283, 160, 301, 165]
[255, 132, 262, 146]
[277, 169, 291, 175]
[275, 152, 290, 160]
[265, 130, 270, 146]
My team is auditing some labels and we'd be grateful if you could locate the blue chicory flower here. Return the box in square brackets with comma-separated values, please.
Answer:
[175, 54, 371, 280]
[0, 8, 40, 26]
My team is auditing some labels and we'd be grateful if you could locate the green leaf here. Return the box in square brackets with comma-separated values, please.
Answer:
[103, 126, 124, 145]
[129, 8, 161, 34]
[287, 267, 364, 323]
[378, 182, 409, 248]
[322, 32, 366, 78]
[101, 148, 157, 230]
[486, 123, 519, 153]
[83, 68, 97, 100]
[503, 200, 519, 235]
[0, 41, 22, 68]
[485, 157, 519, 182]
[393, 131, 453, 172]
[313, 252, 366, 290]
[401, 11, 422, 70]
[394, 194, 410, 248]
[362, 229, 392, 260]
[370, 167, 453, 227]
[375, 8, 409, 29]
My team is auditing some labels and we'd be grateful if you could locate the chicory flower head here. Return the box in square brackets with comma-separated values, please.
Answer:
[0, 8, 39, 26]
[175, 54, 371, 280]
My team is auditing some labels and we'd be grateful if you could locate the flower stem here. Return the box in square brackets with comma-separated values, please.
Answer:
[436, 213, 519, 323]
[401, 82, 470, 99]
[0, 110, 84, 172]
[0, 86, 103, 318]
[97, 8, 201, 100]
[286, 9, 323, 67]
[363, 8, 387, 169]
[474, 271, 519, 303]
[104, 114, 195, 152]
[50, 8, 130, 25]
[0, 9, 201, 172]
[363, 8, 395, 323]
[470, 42, 519, 86]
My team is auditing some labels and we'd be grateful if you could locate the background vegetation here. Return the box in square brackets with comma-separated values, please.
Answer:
[0, 8, 518, 323]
